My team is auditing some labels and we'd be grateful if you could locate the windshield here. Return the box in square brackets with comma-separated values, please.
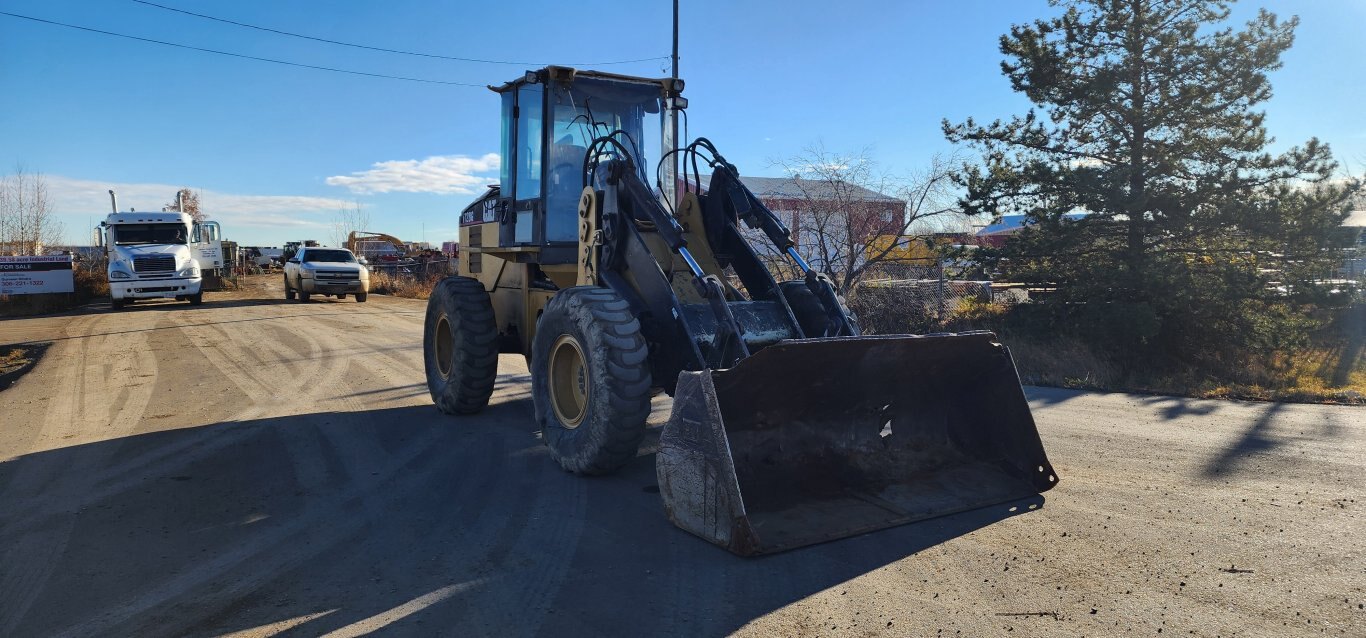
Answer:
[545, 77, 663, 241]
[302, 249, 356, 263]
[112, 223, 187, 245]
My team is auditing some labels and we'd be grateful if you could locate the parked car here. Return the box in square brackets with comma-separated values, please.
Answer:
[283, 246, 369, 302]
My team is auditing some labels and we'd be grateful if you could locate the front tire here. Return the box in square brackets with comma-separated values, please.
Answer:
[424, 277, 498, 415]
[188, 292, 203, 306]
[355, 292, 368, 303]
[284, 275, 296, 300]
[532, 286, 652, 475]
[111, 299, 125, 310]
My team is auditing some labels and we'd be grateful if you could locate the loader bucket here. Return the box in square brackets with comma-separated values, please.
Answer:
[656, 332, 1058, 556]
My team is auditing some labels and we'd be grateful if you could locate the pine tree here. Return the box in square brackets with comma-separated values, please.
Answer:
[945, 0, 1358, 363]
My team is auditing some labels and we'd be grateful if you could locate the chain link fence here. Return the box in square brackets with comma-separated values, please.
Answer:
[848, 264, 1007, 334]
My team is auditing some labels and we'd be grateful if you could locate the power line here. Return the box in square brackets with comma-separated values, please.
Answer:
[130, 0, 669, 67]
[0, 11, 486, 86]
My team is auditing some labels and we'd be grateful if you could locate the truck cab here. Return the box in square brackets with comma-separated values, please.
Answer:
[97, 211, 219, 309]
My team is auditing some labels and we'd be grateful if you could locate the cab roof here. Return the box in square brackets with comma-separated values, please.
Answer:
[489, 66, 679, 95]
[105, 211, 191, 225]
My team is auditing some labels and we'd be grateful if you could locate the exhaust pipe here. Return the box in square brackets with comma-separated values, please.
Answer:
[108, 189, 118, 215]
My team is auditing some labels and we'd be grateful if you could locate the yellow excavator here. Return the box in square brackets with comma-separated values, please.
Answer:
[346, 230, 407, 259]
[423, 67, 1059, 555]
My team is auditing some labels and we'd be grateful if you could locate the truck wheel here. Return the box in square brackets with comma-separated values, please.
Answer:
[424, 276, 498, 415]
[188, 292, 203, 306]
[111, 299, 125, 310]
[355, 292, 368, 303]
[532, 286, 652, 475]
[284, 275, 296, 300]
[338, 293, 347, 300]
[299, 288, 311, 302]
[778, 280, 857, 338]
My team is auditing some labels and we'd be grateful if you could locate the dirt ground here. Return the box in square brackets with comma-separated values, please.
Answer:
[0, 275, 1361, 636]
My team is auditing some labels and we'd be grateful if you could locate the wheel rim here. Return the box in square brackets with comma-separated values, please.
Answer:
[548, 334, 589, 428]
[435, 315, 453, 378]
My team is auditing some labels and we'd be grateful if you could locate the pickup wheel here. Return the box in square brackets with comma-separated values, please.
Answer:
[425, 276, 497, 415]
[284, 274, 296, 300]
[338, 293, 347, 299]
[298, 283, 311, 302]
[355, 292, 368, 303]
[111, 299, 125, 310]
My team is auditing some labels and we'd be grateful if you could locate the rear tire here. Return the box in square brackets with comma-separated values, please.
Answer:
[356, 292, 368, 303]
[532, 286, 652, 475]
[424, 276, 498, 415]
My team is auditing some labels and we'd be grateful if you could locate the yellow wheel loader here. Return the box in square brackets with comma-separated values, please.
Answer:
[424, 66, 1059, 555]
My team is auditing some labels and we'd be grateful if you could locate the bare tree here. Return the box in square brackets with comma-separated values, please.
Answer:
[162, 188, 206, 222]
[0, 167, 64, 255]
[760, 146, 960, 294]
[331, 202, 371, 248]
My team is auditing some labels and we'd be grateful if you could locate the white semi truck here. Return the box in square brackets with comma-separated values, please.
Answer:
[97, 190, 223, 310]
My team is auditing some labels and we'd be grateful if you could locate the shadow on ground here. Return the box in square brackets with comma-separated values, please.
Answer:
[0, 401, 1043, 637]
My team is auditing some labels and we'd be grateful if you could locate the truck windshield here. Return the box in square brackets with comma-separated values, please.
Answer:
[113, 223, 187, 245]
[303, 249, 356, 263]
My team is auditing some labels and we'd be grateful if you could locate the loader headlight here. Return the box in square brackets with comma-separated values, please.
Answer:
[110, 270, 131, 280]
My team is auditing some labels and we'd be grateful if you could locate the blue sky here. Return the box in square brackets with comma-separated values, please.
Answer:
[2, 0, 1363, 247]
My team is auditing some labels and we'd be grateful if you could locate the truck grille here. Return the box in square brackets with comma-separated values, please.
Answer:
[133, 255, 176, 273]
[315, 270, 358, 281]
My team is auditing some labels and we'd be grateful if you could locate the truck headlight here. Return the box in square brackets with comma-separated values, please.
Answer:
[110, 270, 131, 280]
[180, 266, 200, 277]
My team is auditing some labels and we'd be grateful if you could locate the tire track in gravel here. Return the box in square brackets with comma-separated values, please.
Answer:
[0, 312, 161, 635]
[9, 307, 344, 528]
[54, 417, 482, 638]
[72, 304, 488, 636]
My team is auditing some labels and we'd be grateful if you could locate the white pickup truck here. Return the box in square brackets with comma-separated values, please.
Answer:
[283, 246, 370, 302]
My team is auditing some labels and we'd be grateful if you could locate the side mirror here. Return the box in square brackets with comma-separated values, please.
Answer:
[288, 258, 300, 264]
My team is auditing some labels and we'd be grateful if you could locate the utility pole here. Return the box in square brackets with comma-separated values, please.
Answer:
[663, 0, 681, 210]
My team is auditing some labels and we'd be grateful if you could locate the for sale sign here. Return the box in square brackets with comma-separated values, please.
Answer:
[0, 255, 75, 295]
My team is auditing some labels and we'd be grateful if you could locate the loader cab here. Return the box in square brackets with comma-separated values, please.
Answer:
[490, 67, 681, 261]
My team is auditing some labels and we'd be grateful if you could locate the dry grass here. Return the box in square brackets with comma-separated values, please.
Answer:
[934, 298, 1364, 404]
[998, 334, 1365, 405]
[1003, 338, 1122, 390]
[0, 344, 46, 390]
[0, 348, 32, 374]
[369, 272, 441, 300]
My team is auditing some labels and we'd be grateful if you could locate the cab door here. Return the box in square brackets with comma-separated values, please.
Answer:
[501, 82, 544, 246]
[192, 221, 224, 268]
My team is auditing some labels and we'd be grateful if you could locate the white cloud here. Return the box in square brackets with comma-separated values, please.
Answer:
[43, 175, 351, 218]
[325, 153, 500, 195]
[24, 174, 354, 245]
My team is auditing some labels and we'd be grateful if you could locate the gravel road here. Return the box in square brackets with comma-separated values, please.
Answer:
[0, 276, 1361, 636]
